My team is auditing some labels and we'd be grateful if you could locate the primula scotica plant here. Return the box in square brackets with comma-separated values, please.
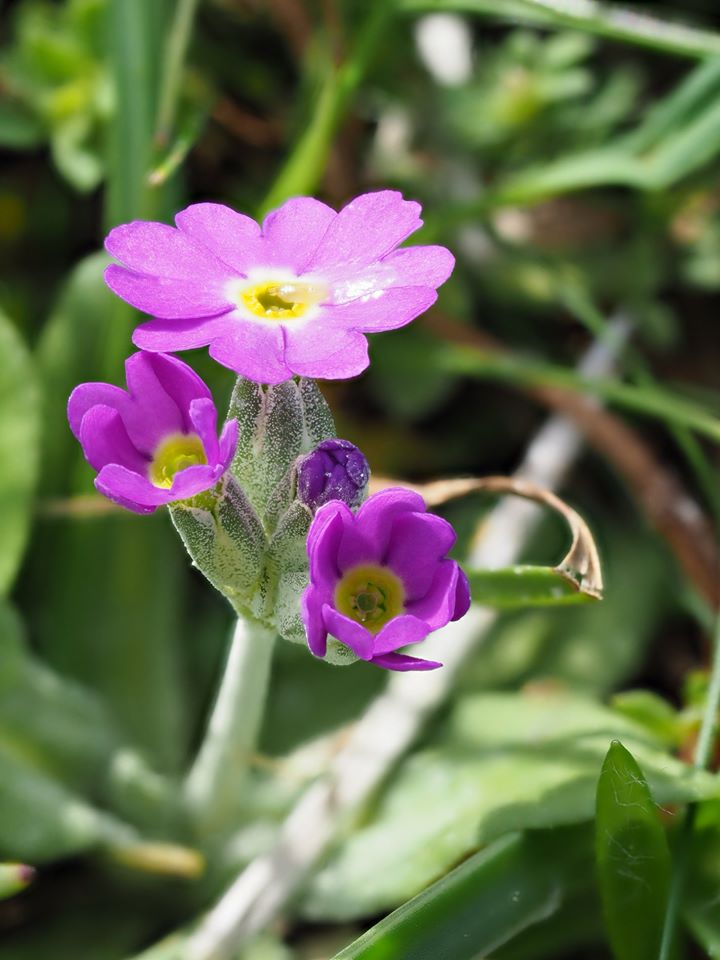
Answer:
[69, 189, 469, 670]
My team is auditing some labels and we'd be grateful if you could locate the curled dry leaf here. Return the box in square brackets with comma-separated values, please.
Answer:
[370, 474, 604, 600]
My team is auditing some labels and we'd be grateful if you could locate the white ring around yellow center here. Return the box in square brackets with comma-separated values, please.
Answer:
[334, 564, 406, 635]
[149, 433, 207, 489]
[227, 274, 329, 323]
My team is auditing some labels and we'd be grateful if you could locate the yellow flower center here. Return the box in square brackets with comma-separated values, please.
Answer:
[238, 279, 328, 321]
[149, 433, 207, 489]
[334, 564, 406, 635]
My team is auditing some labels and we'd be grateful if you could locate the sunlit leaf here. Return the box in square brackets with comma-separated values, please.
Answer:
[302, 692, 717, 920]
[595, 740, 670, 960]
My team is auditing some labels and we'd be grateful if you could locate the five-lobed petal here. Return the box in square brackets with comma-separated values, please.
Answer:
[104, 191, 455, 385]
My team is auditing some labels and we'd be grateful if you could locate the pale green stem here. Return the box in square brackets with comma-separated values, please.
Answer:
[399, 0, 720, 60]
[154, 0, 202, 147]
[658, 611, 720, 960]
[184, 618, 275, 835]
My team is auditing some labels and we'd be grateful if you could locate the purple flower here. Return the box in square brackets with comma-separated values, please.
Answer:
[104, 191, 454, 385]
[301, 488, 471, 671]
[296, 439, 369, 512]
[68, 352, 238, 514]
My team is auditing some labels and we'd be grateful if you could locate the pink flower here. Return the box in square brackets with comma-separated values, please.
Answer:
[67, 352, 237, 514]
[104, 191, 454, 385]
[301, 489, 470, 671]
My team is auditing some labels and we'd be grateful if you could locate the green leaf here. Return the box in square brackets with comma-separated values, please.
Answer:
[468, 565, 598, 607]
[302, 692, 717, 920]
[0, 743, 134, 862]
[0, 310, 40, 596]
[331, 830, 593, 960]
[610, 691, 683, 748]
[595, 740, 671, 960]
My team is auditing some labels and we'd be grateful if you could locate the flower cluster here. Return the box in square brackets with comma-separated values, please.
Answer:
[69, 190, 470, 670]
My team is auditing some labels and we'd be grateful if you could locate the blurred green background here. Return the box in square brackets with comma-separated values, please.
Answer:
[1, 0, 720, 957]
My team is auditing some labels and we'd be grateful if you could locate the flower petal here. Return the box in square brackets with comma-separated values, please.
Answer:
[189, 397, 220, 463]
[283, 323, 370, 380]
[208, 320, 291, 384]
[132, 315, 236, 351]
[122, 352, 185, 454]
[301, 585, 327, 657]
[262, 197, 336, 272]
[354, 487, 427, 560]
[143, 352, 212, 421]
[79, 405, 147, 474]
[452, 567, 471, 620]
[404, 560, 459, 630]
[370, 651, 442, 671]
[322, 605, 374, 660]
[218, 418, 239, 470]
[68, 382, 127, 440]
[95, 462, 171, 511]
[328, 246, 455, 303]
[106, 221, 233, 278]
[385, 512, 457, 599]
[306, 191, 422, 272]
[307, 501, 352, 583]
[105, 266, 232, 320]
[167, 462, 226, 500]
[175, 203, 265, 274]
[322, 286, 437, 333]
[372, 614, 432, 655]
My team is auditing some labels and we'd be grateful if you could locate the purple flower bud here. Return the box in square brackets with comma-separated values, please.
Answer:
[296, 439, 369, 512]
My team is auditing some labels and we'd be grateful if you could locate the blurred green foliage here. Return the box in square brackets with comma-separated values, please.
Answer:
[1, 0, 720, 958]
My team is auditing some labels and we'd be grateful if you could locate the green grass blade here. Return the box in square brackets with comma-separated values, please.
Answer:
[331, 833, 566, 960]
[398, 0, 720, 59]
[595, 740, 671, 960]
[260, 4, 392, 214]
[438, 343, 720, 443]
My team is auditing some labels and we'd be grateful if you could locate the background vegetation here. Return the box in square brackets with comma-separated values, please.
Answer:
[1, 0, 720, 957]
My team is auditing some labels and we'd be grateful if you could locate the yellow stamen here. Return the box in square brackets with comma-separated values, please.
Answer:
[149, 433, 207, 489]
[238, 279, 328, 321]
[334, 564, 406, 634]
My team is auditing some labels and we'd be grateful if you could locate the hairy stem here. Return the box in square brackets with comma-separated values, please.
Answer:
[184, 618, 275, 835]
